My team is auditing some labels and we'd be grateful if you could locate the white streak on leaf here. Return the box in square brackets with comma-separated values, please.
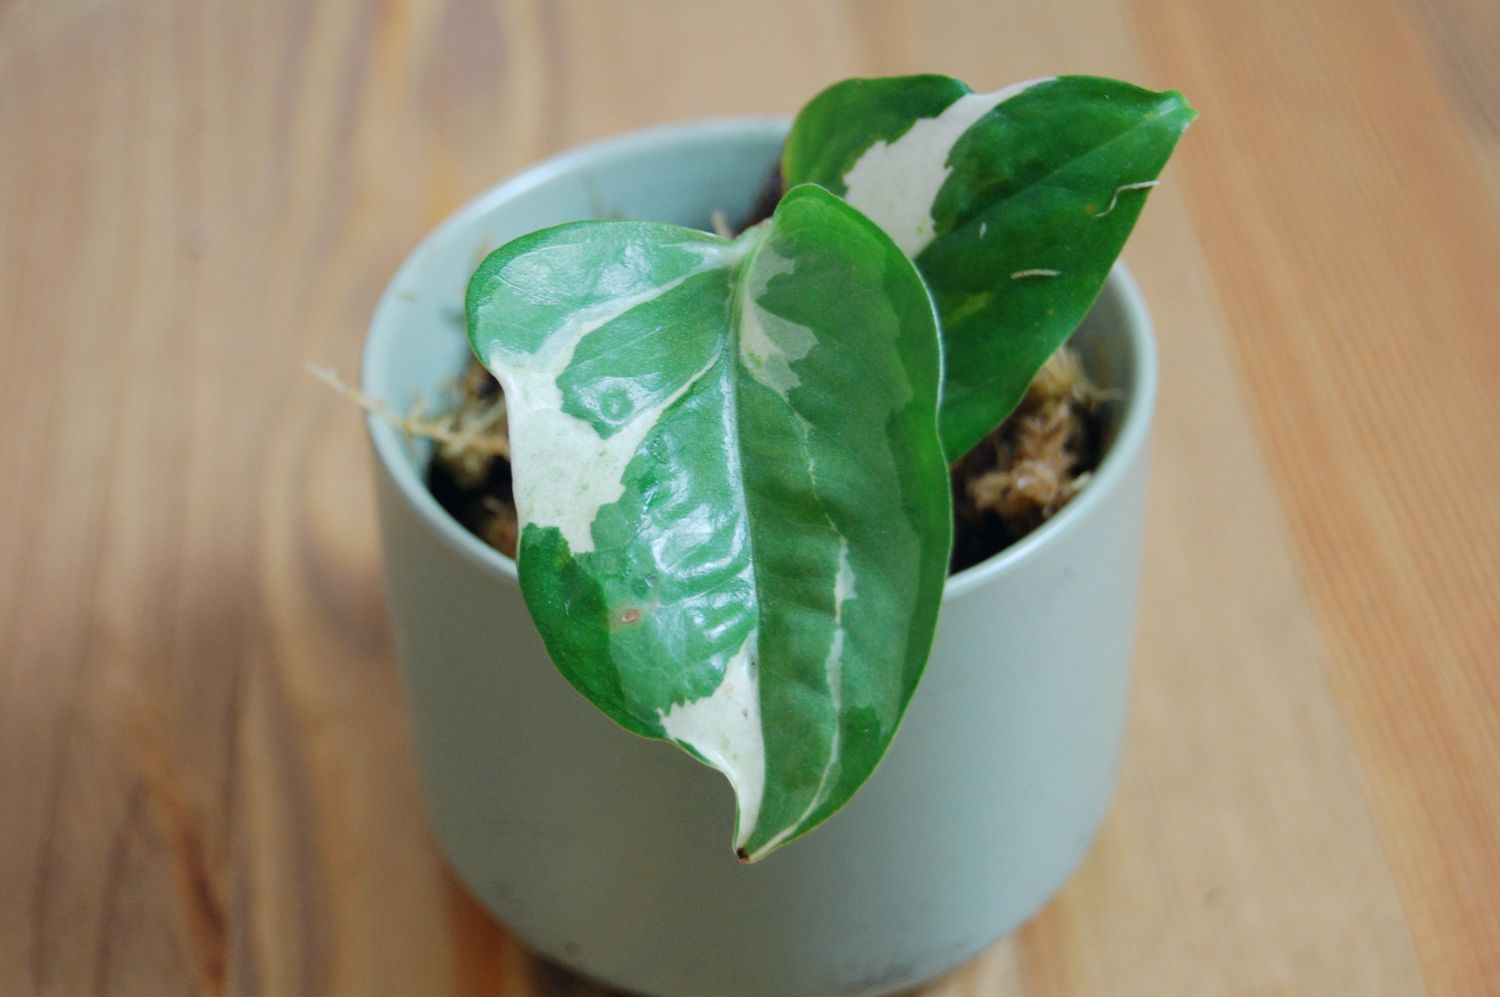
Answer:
[748, 537, 858, 861]
[841, 78, 1051, 257]
[658, 638, 767, 850]
[738, 244, 817, 398]
[490, 240, 743, 553]
[1094, 179, 1160, 218]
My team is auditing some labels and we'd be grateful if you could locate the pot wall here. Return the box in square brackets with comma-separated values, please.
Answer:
[365, 119, 1155, 997]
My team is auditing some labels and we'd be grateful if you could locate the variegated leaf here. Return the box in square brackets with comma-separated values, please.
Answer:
[784, 74, 1196, 459]
[466, 185, 951, 861]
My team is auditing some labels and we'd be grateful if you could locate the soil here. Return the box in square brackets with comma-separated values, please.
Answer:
[423, 166, 1107, 571]
[946, 347, 1106, 572]
[423, 362, 521, 558]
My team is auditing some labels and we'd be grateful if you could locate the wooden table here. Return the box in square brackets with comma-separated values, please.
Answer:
[3, 1, 1497, 993]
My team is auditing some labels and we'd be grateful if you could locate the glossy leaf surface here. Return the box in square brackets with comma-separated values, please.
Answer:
[784, 74, 1196, 459]
[467, 185, 951, 860]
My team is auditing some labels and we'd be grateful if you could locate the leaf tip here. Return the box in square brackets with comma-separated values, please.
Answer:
[1163, 88, 1199, 126]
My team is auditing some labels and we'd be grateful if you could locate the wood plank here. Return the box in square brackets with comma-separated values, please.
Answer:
[1129, 1, 1500, 992]
[0, 2, 468, 992]
[0, 8, 202, 994]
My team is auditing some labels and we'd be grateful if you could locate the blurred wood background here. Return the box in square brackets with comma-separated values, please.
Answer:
[3, 0, 1498, 993]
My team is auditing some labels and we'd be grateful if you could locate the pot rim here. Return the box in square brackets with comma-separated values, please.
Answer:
[362, 115, 1158, 600]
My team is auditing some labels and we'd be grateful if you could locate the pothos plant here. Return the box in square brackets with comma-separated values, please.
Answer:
[465, 74, 1194, 862]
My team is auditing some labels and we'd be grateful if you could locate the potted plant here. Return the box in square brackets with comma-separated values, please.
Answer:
[361, 75, 1192, 996]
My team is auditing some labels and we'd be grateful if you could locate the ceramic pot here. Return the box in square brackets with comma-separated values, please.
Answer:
[364, 118, 1156, 997]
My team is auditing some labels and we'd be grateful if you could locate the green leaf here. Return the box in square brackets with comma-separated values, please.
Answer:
[785, 75, 1196, 459]
[467, 184, 952, 861]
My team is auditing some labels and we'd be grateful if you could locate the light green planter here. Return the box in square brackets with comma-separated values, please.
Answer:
[364, 119, 1156, 997]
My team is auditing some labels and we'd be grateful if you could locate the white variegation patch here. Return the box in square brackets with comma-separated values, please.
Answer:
[488, 240, 746, 554]
[841, 77, 1052, 257]
[658, 637, 767, 850]
[738, 245, 817, 398]
[749, 538, 858, 860]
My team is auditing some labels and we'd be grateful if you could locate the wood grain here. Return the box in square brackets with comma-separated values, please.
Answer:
[0, 1, 1493, 994]
[1130, 1, 1500, 991]
[1404, 0, 1500, 205]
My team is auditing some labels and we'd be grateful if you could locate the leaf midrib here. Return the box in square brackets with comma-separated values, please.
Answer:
[723, 220, 860, 857]
[719, 221, 770, 850]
